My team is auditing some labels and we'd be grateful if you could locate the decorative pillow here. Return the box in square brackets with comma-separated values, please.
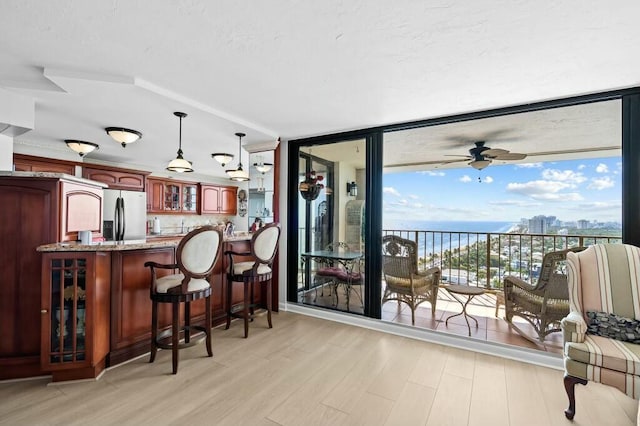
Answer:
[586, 311, 640, 343]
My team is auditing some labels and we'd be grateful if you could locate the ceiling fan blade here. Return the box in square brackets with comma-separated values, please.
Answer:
[443, 154, 473, 158]
[482, 148, 509, 157]
[493, 152, 527, 160]
[440, 158, 471, 164]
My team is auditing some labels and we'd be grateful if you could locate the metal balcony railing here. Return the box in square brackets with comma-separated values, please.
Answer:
[382, 229, 621, 290]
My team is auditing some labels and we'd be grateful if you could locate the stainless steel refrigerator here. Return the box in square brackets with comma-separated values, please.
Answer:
[103, 189, 147, 241]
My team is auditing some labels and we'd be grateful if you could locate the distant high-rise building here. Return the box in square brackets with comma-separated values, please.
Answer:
[577, 219, 590, 229]
[528, 216, 547, 234]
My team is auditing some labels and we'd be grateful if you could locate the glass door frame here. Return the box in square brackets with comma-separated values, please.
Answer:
[287, 88, 640, 322]
[288, 133, 384, 319]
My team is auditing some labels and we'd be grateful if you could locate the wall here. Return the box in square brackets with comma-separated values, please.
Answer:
[0, 134, 13, 171]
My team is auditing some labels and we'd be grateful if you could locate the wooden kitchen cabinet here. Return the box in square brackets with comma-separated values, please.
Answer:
[60, 180, 104, 242]
[146, 177, 198, 214]
[13, 153, 76, 175]
[109, 247, 176, 364]
[0, 175, 104, 381]
[200, 184, 237, 215]
[40, 251, 111, 382]
[82, 165, 147, 191]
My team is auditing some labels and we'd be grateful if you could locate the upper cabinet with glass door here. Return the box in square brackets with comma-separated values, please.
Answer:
[248, 150, 275, 226]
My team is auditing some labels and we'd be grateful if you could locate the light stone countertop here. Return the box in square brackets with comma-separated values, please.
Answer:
[37, 233, 252, 252]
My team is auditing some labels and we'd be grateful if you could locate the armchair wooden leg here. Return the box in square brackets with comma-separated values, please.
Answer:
[267, 277, 273, 329]
[243, 278, 250, 338]
[564, 374, 588, 420]
[172, 302, 180, 374]
[225, 278, 232, 330]
[150, 299, 158, 363]
[184, 301, 191, 344]
[205, 295, 213, 357]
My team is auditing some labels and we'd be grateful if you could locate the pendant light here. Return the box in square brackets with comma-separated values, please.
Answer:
[166, 112, 194, 173]
[105, 127, 142, 147]
[226, 132, 250, 181]
[212, 152, 234, 167]
[65, 139, 99, 157]
[253, 155, 273, 174]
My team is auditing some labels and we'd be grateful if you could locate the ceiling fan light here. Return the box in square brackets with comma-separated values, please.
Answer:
[212, 152, 234, 166]
[470, 159, 491, 170]
[65, 139, 99, 157]
[105, 127, 142, 147]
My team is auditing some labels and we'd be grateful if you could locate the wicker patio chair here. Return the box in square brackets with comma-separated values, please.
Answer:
[503, 246, 585, 346]
[382, 235, 441, 325]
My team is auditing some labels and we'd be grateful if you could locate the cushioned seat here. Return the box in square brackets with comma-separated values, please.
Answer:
[145, 226, 223, 374]
[504, 247, 585, 346]
[225, 222, 281, 338]
[561, 243, 640, 420]
[382, 235, 441, 325]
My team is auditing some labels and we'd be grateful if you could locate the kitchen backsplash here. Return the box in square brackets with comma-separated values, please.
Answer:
[146, 214, 248, 235]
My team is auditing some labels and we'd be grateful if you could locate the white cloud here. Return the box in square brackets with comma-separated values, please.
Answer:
[577, 164, 586, 170]
[419, 170, 445, 176]
[383, 187, 401, 196]
[459, 175, 472, 183]
[588, 176, 615, 190]
[595, 163, 609, 173]
[483, 176, 494, 183]
[506, 180, 584, 201]
[541, 169, 586, 184]
[488, 200, 542, 208]
[516, 163, 544, 168]
[574, 200, 621, 211]
[408, 194, 419, 200]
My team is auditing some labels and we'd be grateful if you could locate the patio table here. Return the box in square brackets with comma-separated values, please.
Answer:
[445, 284, 485, 336]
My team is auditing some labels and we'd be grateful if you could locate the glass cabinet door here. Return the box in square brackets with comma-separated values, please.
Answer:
[182, 184, 198, 212]
[48, 257, 87, 364]
[164, 184, 181, 211]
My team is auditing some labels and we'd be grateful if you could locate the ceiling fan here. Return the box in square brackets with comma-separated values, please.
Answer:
[443, 141, 527, 170]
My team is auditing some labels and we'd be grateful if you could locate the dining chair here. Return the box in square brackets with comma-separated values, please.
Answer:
[225, 222, 281, 338]
[144, 225, 222, 374]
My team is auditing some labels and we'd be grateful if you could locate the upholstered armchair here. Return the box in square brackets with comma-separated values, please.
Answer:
[503, 247, 585, 346]
[382, 235, 441, 325]
[561, 243, 640, 420]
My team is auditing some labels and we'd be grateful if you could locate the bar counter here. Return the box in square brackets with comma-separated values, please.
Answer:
[37, 233, 252, 252]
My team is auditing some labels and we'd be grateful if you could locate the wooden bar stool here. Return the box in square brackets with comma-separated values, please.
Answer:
[145, 226, 222, 374]
[225, 223, 281, 338]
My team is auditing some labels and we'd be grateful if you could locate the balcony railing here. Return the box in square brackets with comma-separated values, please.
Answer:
[382, 229, 621, 290]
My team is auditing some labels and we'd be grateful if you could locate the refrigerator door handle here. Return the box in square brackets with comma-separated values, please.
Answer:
[114, 197, 121, 241]
[120, 197, 126, 240]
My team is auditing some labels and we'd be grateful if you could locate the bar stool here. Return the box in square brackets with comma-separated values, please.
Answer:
[225, 222, 281, 338]
[144, 225, 222, 374]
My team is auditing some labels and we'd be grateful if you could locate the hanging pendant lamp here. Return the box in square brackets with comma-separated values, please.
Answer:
[226, 132, 250, 182]
[65, 139, 99, 157]
[166, 112, 194, 173]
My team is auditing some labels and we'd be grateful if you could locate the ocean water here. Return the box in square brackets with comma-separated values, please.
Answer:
[383, 220, 516, 234]
[383, 220, 517, 257]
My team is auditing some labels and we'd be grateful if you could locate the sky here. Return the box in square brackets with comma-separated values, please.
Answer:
[383, 156, 622, 224]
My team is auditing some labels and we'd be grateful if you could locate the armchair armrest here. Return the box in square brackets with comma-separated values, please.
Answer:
[504, 275, 536, 293]
[224, 250, 251, 257]
[144, 261, 178, 269]
[561, 311, 587, 344]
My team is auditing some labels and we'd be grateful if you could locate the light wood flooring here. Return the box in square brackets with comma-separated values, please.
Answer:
[0, 311, 637, 425]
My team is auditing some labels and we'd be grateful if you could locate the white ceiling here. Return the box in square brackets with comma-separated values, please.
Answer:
[1, 1, 638, 179]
